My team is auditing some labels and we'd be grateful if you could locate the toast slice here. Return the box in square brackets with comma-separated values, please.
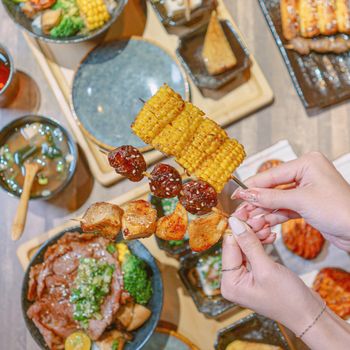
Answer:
[202, 12, 237, 75]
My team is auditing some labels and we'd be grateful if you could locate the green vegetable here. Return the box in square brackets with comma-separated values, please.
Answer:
[41, 143, 63, 160]
[50, 16, 84, 38]
[13, 145, 38, 166]
[169, 240, 186, 247]
[122, 254, 152, 305]
[70, 258, 115, 328]
[112, 340, 119, 350]
[38, 174, 49, 186]
[107, 243, 116, 254]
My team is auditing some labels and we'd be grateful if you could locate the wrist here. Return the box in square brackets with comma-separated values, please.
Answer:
[301, 307, 350, 350]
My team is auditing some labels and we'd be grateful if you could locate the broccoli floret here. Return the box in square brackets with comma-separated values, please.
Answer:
[50, 16, 84, 38]
[122, 254, 152, 305]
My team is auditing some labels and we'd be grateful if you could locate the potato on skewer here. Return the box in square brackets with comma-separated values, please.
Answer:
[189, 211, 228, 252]
[122, 200, 157, 240]
[81, 202, 124, 240]
[156, 202, 188, 241]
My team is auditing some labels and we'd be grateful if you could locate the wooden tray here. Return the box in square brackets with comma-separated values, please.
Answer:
[17, 184, 298, 350]
[23, 0, 273, 187]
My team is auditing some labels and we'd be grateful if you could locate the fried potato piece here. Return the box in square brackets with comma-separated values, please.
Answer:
[81, 202, 123, 240]
[122, 200, 157, 240]
[95, 330, 130, 350]
[313, 267, 350, 319]
[127, 304, 152, 331]
[156, 202, 188, 241]
[115, 302, 134, 329]
[189, 211, 228, 252]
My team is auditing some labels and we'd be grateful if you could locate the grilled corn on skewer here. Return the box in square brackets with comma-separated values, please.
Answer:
[132, 84, 246, 192]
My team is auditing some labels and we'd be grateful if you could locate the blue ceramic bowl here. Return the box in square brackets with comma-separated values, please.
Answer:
[72, 38, 189, 150]
[21, 226, 163, 350]
[1, 0, 127, 44]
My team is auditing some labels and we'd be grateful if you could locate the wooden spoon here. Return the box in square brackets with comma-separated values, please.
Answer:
[11, 162, 41, 241]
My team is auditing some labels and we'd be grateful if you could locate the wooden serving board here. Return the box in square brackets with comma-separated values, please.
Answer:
[22, 0, 273, 187]
[17, 183, 299, 350]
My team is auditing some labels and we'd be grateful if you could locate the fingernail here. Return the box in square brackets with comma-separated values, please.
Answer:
[223, 233, 235, 244]
[229, 217, 248, 236]
[251, 213, 265, 220]
[235, 202, 248, 212]
[236, 189, 259, 203]
[231, 188, 240, 199]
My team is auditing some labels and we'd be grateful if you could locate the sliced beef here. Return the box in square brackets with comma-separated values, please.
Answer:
[27, 232, 123, 349]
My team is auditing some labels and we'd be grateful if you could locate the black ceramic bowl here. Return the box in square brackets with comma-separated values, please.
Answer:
[215, 313, 293, 350]
[1, 0, 127, 44]
[178, 243, 239, 318]
[0, 115, 77, 200]
[176, 20, 251, 90]
[21, 227, 164, 350]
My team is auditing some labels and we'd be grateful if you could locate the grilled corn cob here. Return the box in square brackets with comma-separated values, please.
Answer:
[152, 102, 204, 158]
[77, 0, 110, 31]
[132, 84, 246, 192]
[177, 118, 227, 173]
[131, 85, 184, 143]
[195, 139, 245, 192]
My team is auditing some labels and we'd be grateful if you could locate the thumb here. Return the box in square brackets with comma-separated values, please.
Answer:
[229, 216, 269, 270]
[234, 187, 301, 212]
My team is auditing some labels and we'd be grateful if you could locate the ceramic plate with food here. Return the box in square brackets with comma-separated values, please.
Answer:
[21, 226, 163, 350]
[72, 39, 189, 150]
[2, 0, 127, 43]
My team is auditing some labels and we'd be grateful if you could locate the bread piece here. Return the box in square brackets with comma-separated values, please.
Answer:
[280, 0, 299, 40]
[336, 0, 350, 33]
[156, 202, 188, 241]
[313, 267, 350, 319]
[316, 0, 337, 35]
[298, 0, 320, 37]
[81, 202, 124, 240]
[202, 12, 237, 75]
[122, 200, 157, 240]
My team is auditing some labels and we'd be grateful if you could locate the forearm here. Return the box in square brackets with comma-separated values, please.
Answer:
[301, 308, 350, 350]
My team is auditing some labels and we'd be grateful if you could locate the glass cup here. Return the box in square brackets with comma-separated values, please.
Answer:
[0, 44, 19, 107]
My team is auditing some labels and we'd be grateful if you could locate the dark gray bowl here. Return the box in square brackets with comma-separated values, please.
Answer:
[1, 0, 127, 44]
[21, 227, 163, 350]
[0, 115, 77, 200]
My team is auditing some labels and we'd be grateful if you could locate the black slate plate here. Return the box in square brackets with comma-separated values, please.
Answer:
[258, 0, 350, 110]
[21, 226, 163, 350]
[215, 313, 293, 350]
[177, 20, 251, 90]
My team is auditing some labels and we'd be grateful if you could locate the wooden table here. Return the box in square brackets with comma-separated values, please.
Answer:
[0, 1, 349, 349]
